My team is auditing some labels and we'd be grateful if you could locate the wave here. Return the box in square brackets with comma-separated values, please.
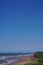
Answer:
[0, 53, 34, 65]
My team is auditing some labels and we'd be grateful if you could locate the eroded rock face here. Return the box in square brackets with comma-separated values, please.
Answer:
[34, 53, 37, 58]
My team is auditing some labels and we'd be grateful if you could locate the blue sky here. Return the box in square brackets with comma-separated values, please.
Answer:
[0, 0, 43, 53]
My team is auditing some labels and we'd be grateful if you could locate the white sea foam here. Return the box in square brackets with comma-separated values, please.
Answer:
[0, 56, 10, 60]
[0, 54, 33, 65]
[0, 56, 19, 65]
[0, 59, 15, 65]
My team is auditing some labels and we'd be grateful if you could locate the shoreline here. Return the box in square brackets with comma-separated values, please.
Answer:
[8, 55, 33, 65]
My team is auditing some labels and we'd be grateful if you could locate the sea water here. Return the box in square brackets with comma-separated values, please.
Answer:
[0, 53, 34, 65]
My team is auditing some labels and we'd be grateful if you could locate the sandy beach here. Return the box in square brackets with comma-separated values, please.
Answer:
[8, 56, 32, 65]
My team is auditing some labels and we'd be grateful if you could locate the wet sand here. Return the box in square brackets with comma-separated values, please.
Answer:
[8, 56, 32, 65]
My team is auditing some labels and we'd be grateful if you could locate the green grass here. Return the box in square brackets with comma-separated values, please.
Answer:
[23, 52, 43, 65]
[36, 52, 43, 59]
[23, 62, 43, 65]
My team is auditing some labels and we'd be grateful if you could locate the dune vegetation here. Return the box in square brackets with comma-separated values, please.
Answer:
[23, 52, 43, 65]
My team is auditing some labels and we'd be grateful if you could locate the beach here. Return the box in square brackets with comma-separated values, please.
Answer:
[8, 56, 32, 65]
[0, 53, 34, 65]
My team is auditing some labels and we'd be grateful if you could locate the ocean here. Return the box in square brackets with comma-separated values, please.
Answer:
[0, 53, 34, 65]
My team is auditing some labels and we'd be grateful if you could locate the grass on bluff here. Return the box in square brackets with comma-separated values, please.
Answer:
[36, 52, 43, 63]
[23, 52, 43, 65]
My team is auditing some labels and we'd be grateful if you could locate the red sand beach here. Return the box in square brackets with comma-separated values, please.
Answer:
[8, 56, 33, 65]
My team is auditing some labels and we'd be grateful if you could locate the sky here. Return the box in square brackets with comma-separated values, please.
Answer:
[0, 0, 43, 53]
